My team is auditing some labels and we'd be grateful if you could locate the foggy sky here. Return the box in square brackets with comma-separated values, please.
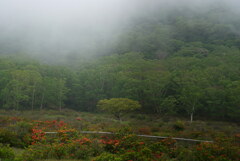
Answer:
[0, 0, 239, 62]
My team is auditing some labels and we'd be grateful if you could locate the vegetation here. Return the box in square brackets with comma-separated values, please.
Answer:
[0, 110, 239, 161]
[97, 98, 141, 121]
[0, 143, 15, 161]
[1, 4, 240, 122]
[0, 2, 240, 161]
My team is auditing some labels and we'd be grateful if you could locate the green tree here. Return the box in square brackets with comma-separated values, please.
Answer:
[97, 98, 141, 121]
[176, 69, 208, 123]
[1, 70, 42, 110]
[38, 77, 68, 111]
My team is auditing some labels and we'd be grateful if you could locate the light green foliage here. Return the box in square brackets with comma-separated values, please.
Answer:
[97, 98, 141, 120]
[177, 69, 208, 122]
[0, 63, 69, 111]
[94, 153, 122, 161]
[0, 143, 15, 161]
[1, 70, 42, 110]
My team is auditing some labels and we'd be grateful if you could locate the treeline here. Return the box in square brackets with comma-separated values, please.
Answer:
[0, 50, 239, 122]
[0, 5, 240, 122]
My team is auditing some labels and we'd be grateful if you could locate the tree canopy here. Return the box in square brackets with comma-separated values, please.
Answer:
[97, 98, 141, 120]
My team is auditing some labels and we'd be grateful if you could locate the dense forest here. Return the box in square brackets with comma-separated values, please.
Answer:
[0, 3, 240, 122]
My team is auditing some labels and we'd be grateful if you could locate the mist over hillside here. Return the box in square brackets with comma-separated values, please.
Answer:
[0, 0, 240, 122]
[1, 2, 240, 160]
[0, 0, 239, 63]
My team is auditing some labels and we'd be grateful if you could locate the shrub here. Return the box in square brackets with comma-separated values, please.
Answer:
[194, 137, 240, 161]
[151, 127, 160, 133]
[21, 137, 104, 161]
[172, 120, 185, 131]
[120, 147, 153, 161]
[118, 134, 145, 151]
[158, 122, 164, 127]
[0, 128, 23, 147]
[149, 138, 177, 159]
[189, 131, 204, 139]
[0, 119, 33, 148]
[174, 147, 194, 161]
[134, 114, 146, 120]
[137, 127, 151, 135]
[10, 121, 33, 147]
[120, 150, 149, 161]
[235, 133, 240, 143]
[0, 143, 15, 161]
[94, 152, 122, 161]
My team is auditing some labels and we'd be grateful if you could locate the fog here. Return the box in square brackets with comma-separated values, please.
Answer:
[0, 0, 239, 62]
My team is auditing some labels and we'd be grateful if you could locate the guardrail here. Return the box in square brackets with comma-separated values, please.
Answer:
[45, 131, 213, 143]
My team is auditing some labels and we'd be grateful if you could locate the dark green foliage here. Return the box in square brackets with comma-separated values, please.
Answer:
[173, 121, 185, 131]
[0, 4, 240, 122]
[0, 124, 31, 148]
[0, 129, 23, 148]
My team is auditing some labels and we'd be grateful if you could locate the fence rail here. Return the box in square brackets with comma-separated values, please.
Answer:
[45, 131, 213, 143]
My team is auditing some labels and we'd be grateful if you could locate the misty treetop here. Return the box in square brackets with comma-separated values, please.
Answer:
[0, 1, 240, 122]
[0, 0, 240, 61]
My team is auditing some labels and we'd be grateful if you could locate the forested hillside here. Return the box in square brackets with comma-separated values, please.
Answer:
[0, 3, 240, 122]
